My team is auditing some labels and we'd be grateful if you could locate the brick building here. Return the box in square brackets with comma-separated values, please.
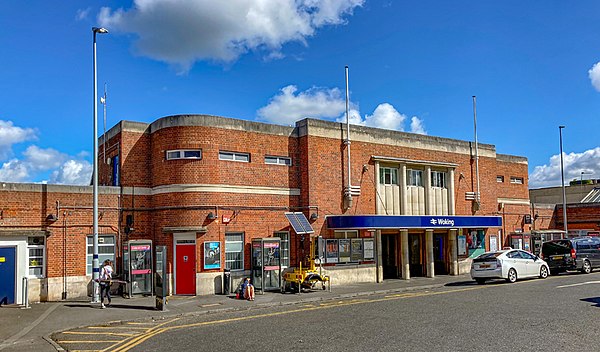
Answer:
[0, 114, 531, 303]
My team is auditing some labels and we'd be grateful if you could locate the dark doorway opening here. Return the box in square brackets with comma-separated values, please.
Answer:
[408, 234, 425, 277]
[434, 233, 448, 275]
[382, 234, 399, 279]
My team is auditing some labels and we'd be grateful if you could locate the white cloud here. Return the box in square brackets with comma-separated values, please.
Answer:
[0, 120, 92, 185]
[0, 120, 37, 160]
[529, 147, 600, 188]
[49, 160, 93, 185]
[589, 62, 600, 92]
[257, 85, 347, 125]
[363, 103, 406, 130]
[76, 8, 91, 21]
[410, 116, 427, 135]
[258, 86, 428, 134]
[0, 160, 29, 183]
[98, 0, 364, 72]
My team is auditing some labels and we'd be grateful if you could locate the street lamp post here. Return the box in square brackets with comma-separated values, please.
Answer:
[559, 125, 568, 236]
[92, 26, 108, 304]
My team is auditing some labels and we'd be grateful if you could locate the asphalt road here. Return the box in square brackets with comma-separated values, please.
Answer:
[56, 272, 600, 351]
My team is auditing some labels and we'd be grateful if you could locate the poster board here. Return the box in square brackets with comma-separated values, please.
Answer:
[326, 239, 339, 263]
[204, 241, 221, 270]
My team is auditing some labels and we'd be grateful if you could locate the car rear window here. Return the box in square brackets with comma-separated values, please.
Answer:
[542, 240, 571, 255]
[473, 252, 503, 262]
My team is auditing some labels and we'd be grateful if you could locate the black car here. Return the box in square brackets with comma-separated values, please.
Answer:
[541, 237, 600, 275]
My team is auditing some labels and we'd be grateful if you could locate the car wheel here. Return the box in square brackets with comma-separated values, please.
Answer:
[506, 268, 517, 283]
[581, 260, 592, 274]
[475, 278, 486, 285]
[539, 265, 548, 279]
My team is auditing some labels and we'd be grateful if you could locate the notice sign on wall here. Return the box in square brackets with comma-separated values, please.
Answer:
[363, 238, 374, 261]
[204, 241, 221, 270]
[457, 235, 467, 256]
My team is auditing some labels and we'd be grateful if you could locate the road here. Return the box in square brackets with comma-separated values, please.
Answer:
[53, 272, 600, 351]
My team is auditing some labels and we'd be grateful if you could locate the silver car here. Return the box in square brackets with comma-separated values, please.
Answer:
[470, 249, 549, 284]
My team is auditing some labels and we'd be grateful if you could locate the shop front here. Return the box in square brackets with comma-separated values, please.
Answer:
[326, 215, 502, 280]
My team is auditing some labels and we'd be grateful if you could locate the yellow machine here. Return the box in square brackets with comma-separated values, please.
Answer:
[281, 236, 330, 293]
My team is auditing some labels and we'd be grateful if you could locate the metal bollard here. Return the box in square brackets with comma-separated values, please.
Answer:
[21, 277, 30, 309]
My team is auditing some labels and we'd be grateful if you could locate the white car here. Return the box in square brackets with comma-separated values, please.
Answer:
[470, 249, 549, 284]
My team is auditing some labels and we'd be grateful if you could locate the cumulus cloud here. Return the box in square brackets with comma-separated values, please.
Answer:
[98, 0, 364, 72]
[529, 147, 600, 189]
[589, 62, 600, 92]
[363, 103, 406, 130]
[257, 85, 347, 125]
[410, 116, 427, 135]
[0, 120, 37, 159]
[49, 160, 93, 185]
[257, 85, 427, 134]
[0, 120, 92, 185]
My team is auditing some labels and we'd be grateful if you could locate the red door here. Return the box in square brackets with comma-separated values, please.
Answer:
[175, 244, 196, 295]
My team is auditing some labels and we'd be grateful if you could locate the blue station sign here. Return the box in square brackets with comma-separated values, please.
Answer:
[326, 215, 502, 230]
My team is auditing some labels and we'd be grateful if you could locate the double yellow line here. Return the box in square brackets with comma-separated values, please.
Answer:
[108, 286, 487, 351]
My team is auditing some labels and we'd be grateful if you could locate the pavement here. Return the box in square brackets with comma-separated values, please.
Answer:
[0, 274, 472, 351]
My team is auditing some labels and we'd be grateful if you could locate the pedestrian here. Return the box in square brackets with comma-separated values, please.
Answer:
[241, 277, 255, 301]
[99, 259, 113, 308]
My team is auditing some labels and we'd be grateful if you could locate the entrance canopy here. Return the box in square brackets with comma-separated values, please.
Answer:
[326, 215, 502, 230]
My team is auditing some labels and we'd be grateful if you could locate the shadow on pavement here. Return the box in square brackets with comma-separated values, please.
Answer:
[64, 303, 156, 310]
[444, 281, 477, 287]
[580, 297, 600, 307]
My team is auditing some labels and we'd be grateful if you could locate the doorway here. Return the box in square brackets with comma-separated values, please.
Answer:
[433, 234, 448, 275]
[382, 234, 399, 279]
[0, 247, 16, 305]
[174, 235, 196, 295]
[408, 234, 424, 277]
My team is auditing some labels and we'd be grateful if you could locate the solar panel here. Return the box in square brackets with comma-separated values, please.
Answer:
[285, 212, 314, 235]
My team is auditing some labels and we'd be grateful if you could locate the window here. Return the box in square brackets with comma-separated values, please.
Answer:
[407, 169, 423, 187]
[334, 230, 359, 239]
[87, 235, 116, 275]
[274, 231, 290, 267]
[510, 177, 524, 184]
[380, 167, 398, 185]
[219, 151, 250, 162]
[496, 175, 504, 183]
[28, 237, 45, 278]
[431, 171, 447, 188]
[225, 232, 244, 270]
[166, 149, 202, 160]
[265, 155, 291, 166]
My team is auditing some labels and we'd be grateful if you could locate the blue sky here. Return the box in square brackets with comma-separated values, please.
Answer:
[1, 1, 600, 188]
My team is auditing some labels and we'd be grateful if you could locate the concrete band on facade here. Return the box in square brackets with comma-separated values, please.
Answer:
[0, 114, 533, 304]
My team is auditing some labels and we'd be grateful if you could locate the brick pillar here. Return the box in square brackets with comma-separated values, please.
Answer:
[449, 229, 458, 275]
[426, 229, 435, 278]
[401, 229, 410, 280]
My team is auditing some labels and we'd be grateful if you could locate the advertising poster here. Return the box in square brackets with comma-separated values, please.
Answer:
[363, 238, 374, 261]
[204, 241, 221, 270]
[326, 239, 339, 263]
[457, 235, 467, 255]
[351, 239, 363, 262]
[339, 239, 351, 263]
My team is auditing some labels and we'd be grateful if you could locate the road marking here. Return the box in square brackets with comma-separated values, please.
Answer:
[556, 280, 600, 288]
[108, 317, 180, 352]
[63, 331, 137, 337]
[57, 340, 122, 343]
[113, 286, 488, 351]
[200, 303, 221, 307]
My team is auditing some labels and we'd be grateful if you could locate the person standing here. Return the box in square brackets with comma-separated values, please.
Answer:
[99, 259, 113, 308]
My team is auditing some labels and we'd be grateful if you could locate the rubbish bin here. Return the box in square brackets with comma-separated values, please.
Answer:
[223, 269, 231, 295]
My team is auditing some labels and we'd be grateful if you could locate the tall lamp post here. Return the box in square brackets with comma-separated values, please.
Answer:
[92, 26, 108, 303]
[559, 125, 568, 236]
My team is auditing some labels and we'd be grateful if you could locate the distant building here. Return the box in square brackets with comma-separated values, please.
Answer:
[0, 115, 530, 303]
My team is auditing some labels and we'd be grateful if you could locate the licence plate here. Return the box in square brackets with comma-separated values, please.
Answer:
[479, 264, 490, 268]
[552, 255, 563, 260]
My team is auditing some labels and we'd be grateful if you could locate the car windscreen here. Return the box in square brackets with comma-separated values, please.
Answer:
[542, 241, 571, 255]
